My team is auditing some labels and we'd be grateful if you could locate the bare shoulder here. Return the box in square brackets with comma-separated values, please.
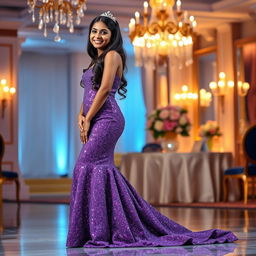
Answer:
[105, 50, 121, 64]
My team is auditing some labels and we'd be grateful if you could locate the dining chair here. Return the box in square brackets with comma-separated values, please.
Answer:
[142, 143, 162, 153]
[0, 134, 20, 204]
[223, 125, 256, 204]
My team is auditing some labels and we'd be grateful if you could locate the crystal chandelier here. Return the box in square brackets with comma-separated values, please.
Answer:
[27, 0, 87, 41]
[128, 0, 197, 67]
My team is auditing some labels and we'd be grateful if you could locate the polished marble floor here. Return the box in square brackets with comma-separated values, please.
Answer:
[0, 202, 255, 255]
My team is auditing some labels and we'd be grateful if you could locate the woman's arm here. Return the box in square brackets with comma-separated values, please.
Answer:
[86, 51, 121, 122]
[78, 103, 84, 131]
[78, 103, 87, 143]
[80, 51, 121, 143]
[79, 102, 83, 115]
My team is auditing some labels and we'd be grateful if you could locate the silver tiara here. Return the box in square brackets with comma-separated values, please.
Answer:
[100, 11, 117, 23]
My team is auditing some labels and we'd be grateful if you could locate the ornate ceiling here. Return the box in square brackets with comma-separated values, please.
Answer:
[0, 0, 255, 52]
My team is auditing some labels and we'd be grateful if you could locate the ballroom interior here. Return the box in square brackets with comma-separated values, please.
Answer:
[1, 0, 256, 255]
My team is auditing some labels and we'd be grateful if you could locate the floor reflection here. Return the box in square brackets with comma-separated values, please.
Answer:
[1, 203, 256, 256]
[0, 202, 20, 230]
[66, 243, 237, 256]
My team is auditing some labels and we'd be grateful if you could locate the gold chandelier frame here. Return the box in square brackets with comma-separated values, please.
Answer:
[129, 9, 193, 43]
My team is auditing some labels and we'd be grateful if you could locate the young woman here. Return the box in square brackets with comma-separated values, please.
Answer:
[66, 11, 237, 248]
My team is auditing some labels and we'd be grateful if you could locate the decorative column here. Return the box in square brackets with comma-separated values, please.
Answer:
[141, 61, 155, 142]
[216, 24, 238, 157]
[0, 29, 29, 199]
[169, 62, 195, 152]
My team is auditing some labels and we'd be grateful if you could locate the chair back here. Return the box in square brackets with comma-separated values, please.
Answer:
[243, 125, 256, 174]
[142, 143, 162, 153]
[0, 134, 5, 173]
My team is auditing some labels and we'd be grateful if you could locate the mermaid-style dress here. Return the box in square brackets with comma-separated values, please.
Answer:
[66, 68, 237, 248]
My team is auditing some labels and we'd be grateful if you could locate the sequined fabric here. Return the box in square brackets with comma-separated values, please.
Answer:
[66, 69, 238, 248]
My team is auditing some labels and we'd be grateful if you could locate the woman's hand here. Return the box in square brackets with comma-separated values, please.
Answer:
[78, 113, 85, 132]
[80, 119, 90, 144]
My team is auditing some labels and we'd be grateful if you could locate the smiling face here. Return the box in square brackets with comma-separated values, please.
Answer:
[90, 21, 112, 54]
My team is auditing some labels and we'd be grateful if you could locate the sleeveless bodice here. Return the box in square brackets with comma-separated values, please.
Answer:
[81, 68, 122, 119]
[82, 68, 120, 96]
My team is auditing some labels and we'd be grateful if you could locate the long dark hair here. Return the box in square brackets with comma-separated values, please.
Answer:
[85, 15, 127, 99]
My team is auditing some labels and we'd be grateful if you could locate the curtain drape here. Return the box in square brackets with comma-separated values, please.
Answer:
[243, 43, 256, 125]
[115, 55, 146, 152]
[19, 52, 70, 177]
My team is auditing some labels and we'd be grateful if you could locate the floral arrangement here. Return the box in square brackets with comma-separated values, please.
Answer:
[147, 105, 191, 139]
[199, 120, 222, 138]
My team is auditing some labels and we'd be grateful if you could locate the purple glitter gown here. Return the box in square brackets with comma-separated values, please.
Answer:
[66, 68, 237, 248]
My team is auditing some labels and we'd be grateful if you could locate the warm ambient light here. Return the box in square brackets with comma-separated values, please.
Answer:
[1, 79, 7, 85]
[209, 72, 234, 96]
[238, 81, 250, 97]
[219, 72, 225, 79]
[209, 72, 250, 97]
[174, 85, 198, 108]
[128, 0, 197, 66]
[200, 89, 212, 107]
[209, 72, 250, 113]
[0, 78, 16, 118]
[9, 87, 16, 94]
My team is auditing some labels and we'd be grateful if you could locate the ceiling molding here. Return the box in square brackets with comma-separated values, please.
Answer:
[212, 0, 256, 11]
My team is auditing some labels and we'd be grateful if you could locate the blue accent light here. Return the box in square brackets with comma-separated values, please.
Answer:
[18, 52, 70, 177]
[57, 205, 68, 246]
[55, 121, 69, 176]
[56, 145, 68, 175]
[115, 43, 146, 152]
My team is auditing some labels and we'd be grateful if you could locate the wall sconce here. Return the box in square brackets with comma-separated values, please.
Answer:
[209, 72, 234, 112]
[237, 81, 250, 97]
[0, 78, 16, 118]
[209, 72, 234, 96]
[199, 89, 212, 107]
[174, 85, 198, 108]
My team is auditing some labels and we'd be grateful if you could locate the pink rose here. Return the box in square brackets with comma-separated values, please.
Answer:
[179, 114, 188, 125]
[169, 109, 180, 120]
[163, 120, 178, 131]
[159, 109, 169, 119]
[154, 120, 164, 131]
[209, 128, 216, 135]
[176, 127, 182, 133]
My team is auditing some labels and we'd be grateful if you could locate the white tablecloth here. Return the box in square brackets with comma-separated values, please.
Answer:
[120, 152, 233, 203]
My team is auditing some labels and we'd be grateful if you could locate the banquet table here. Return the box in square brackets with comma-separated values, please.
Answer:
[120, 152, 233, 203]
